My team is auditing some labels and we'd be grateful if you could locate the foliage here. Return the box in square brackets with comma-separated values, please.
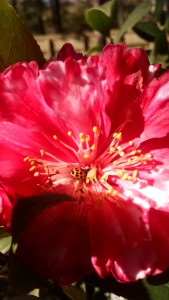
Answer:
[85, 0, 169, 68]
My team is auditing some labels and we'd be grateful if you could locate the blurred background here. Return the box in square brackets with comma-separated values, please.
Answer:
[9, 0, 155, 59]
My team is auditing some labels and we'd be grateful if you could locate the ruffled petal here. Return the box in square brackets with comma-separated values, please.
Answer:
[89, 197, 154, 282]
[140, 72, 169, 140]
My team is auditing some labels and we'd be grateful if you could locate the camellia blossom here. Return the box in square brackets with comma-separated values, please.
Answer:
[1, 43, 169, 284]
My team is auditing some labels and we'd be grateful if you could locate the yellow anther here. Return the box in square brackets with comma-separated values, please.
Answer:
[117, 146, 122, 151]
[116, 170, 124, 178]
[91, 144, 95, 151]
[145, 153, 152, 159]
[23, 157, 29, 162]
[84, 153, 90, 159]
[44, 164, 49, 176]
[133, 170, 138, 179]
[113, 160, 119, 166]
[114, 132, 122, 140]
[40, 149, 45, 156]
[113, 190, 119, 197]
[30, 161, 35, 165]
[110, 147, 116, 153]
[53, 135, 58, 140]
[34, 172, 40, 177]
[113, 132, 122, 140]
[119, 151, 125, 157]
[121, 173, 129, 180]
[67, 131, 73, 136]
[86, 134, 90, 142]
[128, 176, 134, 181]
[106, 187, 113, 195]
[127, 158, 131, 164]
[128, 141, 133, 146]
[100, 174, 108, 183]
[139, 155, 144, 162]
[80, 138, 85, 143]
[79, 132, 85, 139]
[86, 167, 97, 184]
[54, 169, 59, 174]
[29, 166, 36, 172]
[93, 126, 99, 134]
[130, 150, 137, 155]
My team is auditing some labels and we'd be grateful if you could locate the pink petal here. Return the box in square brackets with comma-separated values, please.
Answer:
[140, 71, 169, 140]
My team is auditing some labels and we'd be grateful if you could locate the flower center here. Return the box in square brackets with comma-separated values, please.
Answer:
[23, 125, 155, 199]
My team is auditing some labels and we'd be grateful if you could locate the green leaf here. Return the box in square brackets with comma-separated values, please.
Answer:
[133, 21, 160, 42]
[155, 28, 168, 55]
[85, 0, 117, 36]
[143, 280, 169, 300]
[0, 234, 12, 253]
[165, 16, 169, 32]
[0, 0, 45, 71]
[155, 0, 167, 23]
[63, 286, 87, 300]
[116, 2, 152, 43]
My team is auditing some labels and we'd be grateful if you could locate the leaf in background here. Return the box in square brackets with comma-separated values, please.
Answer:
[165, 16, 169, 32]
[63, 285, 87, 300]
[116, 2, 152, 43]
[155, 0, 167, 23]
[0, 0, 45, 71]
[143, 280, 169, 300]
[155, 28, 169, 55]
[12, 296, 39, 300]
[0, 234, 12, 254]
[85, 0, 117, 36]
[133, 21, 160, 42]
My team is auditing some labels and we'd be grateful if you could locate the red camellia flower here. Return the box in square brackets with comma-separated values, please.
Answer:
[0, 43, 169, 285]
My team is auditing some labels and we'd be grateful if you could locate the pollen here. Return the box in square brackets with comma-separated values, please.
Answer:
[86, 135, 90, 142]
[40, 149, 45, 156]
[67, 131, 73, 136]
[84, 153, 90, 159]
[91, 144, 95, 151]
[110, 147, 116, 153]
[93, 126, 99, 134]
[53, 135, 58, 140]
[113, 132, 122, 140]
[29, 165, 36, 172]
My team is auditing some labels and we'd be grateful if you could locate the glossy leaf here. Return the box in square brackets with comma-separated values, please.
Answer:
[0, 0, 45, 71]
[116, 2, 152, 43]
[85, 0, 117, 36]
